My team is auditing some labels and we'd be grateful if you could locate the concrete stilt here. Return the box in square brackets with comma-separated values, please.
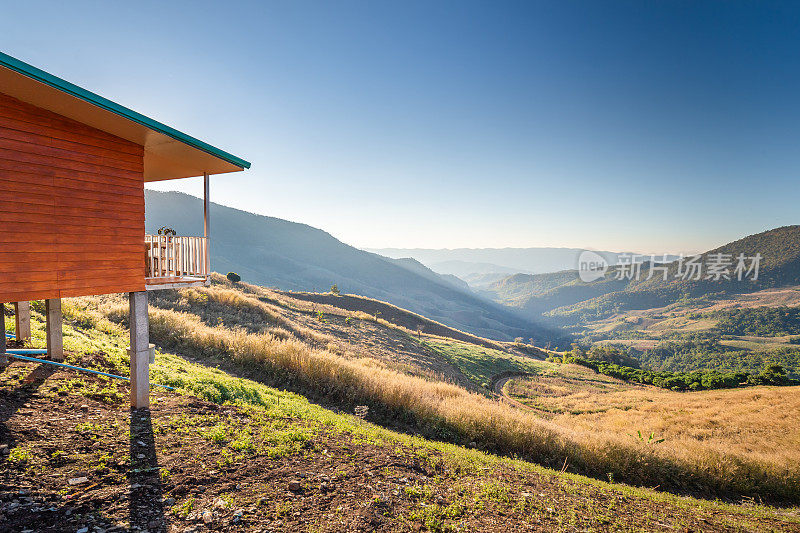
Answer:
[129, 291, 151, 409]
[45, 299, 63, 361]
[14, 301, 31, 342]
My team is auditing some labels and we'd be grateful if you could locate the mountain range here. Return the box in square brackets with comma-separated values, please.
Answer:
[369, 247, 627, 280]
[145, 191, 554, 342]
[480, 225, 800, 326]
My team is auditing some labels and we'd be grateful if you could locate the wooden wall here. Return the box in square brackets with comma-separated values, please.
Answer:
[0, 92, 146, 303]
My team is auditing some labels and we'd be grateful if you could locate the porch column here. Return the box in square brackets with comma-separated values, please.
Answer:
[14, 301, 31, 342]
[203, 172, 211, 278]
[0, 303, 7, 366]
[129, 291, 150, 409]
[45, 298, 63, 361]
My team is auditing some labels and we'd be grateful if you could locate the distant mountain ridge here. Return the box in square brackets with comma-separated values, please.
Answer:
[145, 191, 555, 342]
[482, 225, 800, 325]
[368, 247, 626, 278]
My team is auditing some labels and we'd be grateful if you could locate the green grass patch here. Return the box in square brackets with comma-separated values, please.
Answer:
[421, 339, 550, 389]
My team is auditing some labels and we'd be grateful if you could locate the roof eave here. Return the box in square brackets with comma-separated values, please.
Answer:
[0, 51, 251, 172]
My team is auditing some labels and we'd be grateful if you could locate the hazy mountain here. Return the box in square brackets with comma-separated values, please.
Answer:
[384, 257, 472, 292]
[368, 247, 625, 277]
[461, 272, 513, 288]
[483, 226, 800, 326]
[427, 260, 528, 277]
[145, 191, 554, 342]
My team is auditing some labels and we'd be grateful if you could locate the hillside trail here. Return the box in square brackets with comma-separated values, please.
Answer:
[490, 371, 535, 411]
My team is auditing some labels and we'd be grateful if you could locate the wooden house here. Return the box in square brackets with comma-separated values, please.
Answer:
[0, 52, 250, 407]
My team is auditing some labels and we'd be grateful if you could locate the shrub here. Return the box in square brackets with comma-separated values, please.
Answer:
[226, 272, 241, 283]
[565, 356, 789, 391]
[330, 284, 340, 295]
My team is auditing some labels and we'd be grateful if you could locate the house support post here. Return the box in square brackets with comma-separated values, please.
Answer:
[14, 301, 31, 342]
[0, 303, 7, 366]
[203, 172, 211, 281]
[45, 299, 63, 361]
[128, 291, 151, 409]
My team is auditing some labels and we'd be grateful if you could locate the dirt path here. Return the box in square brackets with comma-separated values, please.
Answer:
[489, 371, 534, 411]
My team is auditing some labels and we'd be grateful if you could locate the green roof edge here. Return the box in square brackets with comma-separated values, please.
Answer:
[0, 51, 251, 170]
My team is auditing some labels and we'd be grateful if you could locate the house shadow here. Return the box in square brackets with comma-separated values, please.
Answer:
[128, 408, 167, 532]
[0, 363, 55, 432]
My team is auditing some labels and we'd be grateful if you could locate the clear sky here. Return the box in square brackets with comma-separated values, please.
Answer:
[2, 1, 799, 254]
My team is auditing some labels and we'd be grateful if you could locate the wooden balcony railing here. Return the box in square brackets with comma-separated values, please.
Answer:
[145, 235, 208, 279]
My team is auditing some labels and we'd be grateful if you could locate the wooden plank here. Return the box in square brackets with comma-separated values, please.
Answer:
[0, 190, 56, 207]
[0, 279, 60, 292]
[0, 221, 143, 237]
[0, 232, 57, 244]
[0, 201, 56, 215]
[53, 234, 143, 245]
[56, 258, 145, 271]
[0, 132, 143, 172]
[0, 183, 143, 210]
[0, 289, 59, 304]
[0, 270, 58, 283]
[0, 170, 143, 206]
[0, 250, 141, 263]
[0, 211, 144, 230]
[53, 196, 144, 215]
[57, 251, 143, 262]
[0, 250, 59, 264]
[0, 176, 57, 196]
[0, 275, 143, 292]
[0, 94, 143, 150]
[54, 225, 144, 237]
[50, 203, 144, 219]
[4, 242, 143, 253]
[0, 139, 143, 177]
[57, 276, 144, 290]
[60, 281, 145, 297]
[0, 259, 143, 276]
[0, 157, 142, 192]
[57, 267, 144, 280]
[0, 150, 141, 183]
[0, 262, 58, 274]
[0, 112, 143, 156]
[54, 216, 143, 230]
[0, 125, 143, 165]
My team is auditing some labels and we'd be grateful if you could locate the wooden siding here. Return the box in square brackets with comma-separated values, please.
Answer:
[0, 92, 146, 303]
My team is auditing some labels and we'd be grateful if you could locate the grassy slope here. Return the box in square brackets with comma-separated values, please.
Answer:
[35, 280, 795, 505]
[2, 301, 799, 531]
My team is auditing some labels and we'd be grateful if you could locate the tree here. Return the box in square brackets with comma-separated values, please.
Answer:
[330, 284, 340, 295]
[226, 272, 241, 283]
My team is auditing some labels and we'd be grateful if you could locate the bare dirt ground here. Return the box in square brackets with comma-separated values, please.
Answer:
[3, 359, 799, 532]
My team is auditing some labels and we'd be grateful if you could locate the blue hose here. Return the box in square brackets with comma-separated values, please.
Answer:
[5, 332, 14, 339]
[4, 352, 175, 390]
[6, 349, 45, 355]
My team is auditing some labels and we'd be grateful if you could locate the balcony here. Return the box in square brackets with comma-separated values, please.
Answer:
[144, 234, 209, 290]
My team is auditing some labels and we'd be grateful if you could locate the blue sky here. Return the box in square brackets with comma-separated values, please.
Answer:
[2, 1, 799, 253]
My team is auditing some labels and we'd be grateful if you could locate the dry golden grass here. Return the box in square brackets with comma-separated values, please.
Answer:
[510, 372, 800, 471]
[79, 286, 800, 503]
